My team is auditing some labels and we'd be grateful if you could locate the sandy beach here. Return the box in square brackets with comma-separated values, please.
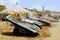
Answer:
[0, 21, 59, 40]
[44, 20, 60, 40]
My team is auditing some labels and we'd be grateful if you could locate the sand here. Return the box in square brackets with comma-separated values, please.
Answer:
[44, 20, 60, 40]
[0, 20, 59, 40]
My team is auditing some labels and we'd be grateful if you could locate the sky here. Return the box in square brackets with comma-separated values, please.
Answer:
[0, 0, 60, 12]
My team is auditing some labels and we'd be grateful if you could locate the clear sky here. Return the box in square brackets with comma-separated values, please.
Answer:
[0, 0, 60, 12]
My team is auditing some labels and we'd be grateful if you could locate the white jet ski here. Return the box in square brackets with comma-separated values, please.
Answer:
[29, 16, 51, 26]
[19, 14, 43, 29]
[6, 15, 40, 35]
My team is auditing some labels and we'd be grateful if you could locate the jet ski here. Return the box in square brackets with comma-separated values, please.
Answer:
[6, 15, 40, 35]
[48, 18, 59, 22]
[29, 16, 51, 26]
[19, 14, 43, 29]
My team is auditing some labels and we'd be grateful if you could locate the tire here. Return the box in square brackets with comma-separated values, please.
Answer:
[13, 27, 20, 35]
[26, 29, 39, 36]
[13, 27, 39, 36]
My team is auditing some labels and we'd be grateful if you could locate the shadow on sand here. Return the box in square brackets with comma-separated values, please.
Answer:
[1, 32, 39, 37]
